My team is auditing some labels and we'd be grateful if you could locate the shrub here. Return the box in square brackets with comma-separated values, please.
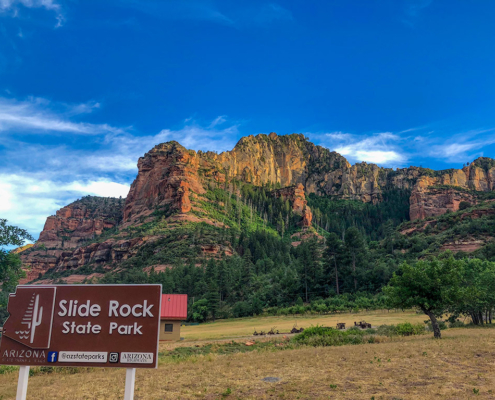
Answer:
[292, 325, 368, 347]
[459, 201, 471, 210]
[395, 322, 425, 336]
[376, 324, 397, 337]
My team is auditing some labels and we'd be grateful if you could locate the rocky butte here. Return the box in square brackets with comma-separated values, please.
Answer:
[18, 133, 495, 282]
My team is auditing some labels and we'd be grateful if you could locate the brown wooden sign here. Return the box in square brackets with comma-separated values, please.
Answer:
[0, 284, 162, 368]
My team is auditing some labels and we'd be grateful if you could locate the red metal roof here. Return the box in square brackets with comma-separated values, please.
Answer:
[160, 294, 188, 320]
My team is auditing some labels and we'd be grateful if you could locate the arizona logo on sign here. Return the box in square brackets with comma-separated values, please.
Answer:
[3, 287, 56, 349]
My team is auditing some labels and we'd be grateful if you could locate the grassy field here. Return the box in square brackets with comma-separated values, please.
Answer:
[177, 310, 427, 342]
[1, 327, 495, 399]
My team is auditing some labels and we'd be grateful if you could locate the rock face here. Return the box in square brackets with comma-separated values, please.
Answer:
[124, 135, 495, 224]
[408, 160, 495, 220]
[19, 134, 495, 283]
[19, 196, 124, 282]
[39, 196, 124, 249]
[409, 187, 477, 221]
[272, 183, 313, 227]
[123, 142, 209, 224]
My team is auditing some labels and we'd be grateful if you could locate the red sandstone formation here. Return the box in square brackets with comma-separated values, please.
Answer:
[409, 187, 477, 221]
[272, 183, 313, 227]
[123, 142, 207, 224]
[18, 135, 495, 283]
[19, 196, 124, 282]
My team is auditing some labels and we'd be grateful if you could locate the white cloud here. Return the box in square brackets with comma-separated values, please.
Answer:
[336, 148, 404, 164]
[0, 96, 241, 238]
[424, 129, 495, 162]
[0, 97, 124, 135]
[0, 0, 64, 27]
[318, 131, 406, 166]
[325, 131, 353, 141]
[0, 0, 59, 11]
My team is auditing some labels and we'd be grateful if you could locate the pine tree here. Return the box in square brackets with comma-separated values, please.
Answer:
[206, 281, 220, 322]
[325, 232, 343, 295]
[345, 227, 365, 291]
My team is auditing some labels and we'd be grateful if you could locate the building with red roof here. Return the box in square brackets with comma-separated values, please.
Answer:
[159, 294, 188, 341]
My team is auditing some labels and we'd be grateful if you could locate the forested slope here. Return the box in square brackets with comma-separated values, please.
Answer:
[15, 133, 495, 321]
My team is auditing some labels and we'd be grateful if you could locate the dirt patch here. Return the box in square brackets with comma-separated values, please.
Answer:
[440, 238, 490, 253]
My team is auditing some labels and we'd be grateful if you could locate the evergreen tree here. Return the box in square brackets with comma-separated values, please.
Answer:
[206, 281, 220, 321]
[344, 227, 366, 291]
[325, 232, 343, 295]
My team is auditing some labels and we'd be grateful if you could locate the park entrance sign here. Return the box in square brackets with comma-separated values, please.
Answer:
[0, 284, 162, 400]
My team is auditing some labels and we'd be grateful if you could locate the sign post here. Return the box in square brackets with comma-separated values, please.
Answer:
[124, 368, 136, 400]
[16, 365, 30, 400]
[0, 284, 162, 399]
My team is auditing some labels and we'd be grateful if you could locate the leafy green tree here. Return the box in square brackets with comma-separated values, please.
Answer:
[448, 258, 495, 325]
[190, 299, 209, 323]
[0, 219, 33, 323]
[384, 257, 462, 338]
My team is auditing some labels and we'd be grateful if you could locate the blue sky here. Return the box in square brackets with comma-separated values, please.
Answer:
[1, 0, 495, 238]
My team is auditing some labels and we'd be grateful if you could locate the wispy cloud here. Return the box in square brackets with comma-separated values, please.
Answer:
[0, 0, 64, 27]
[317, 131, 406, 166]
[315, 125, 495, 168]
[424, 128, 495, 162]
[0, 97, 123, 135]
[0, 95, 241, 237]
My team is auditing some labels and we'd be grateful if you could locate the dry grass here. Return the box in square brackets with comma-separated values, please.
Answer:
[178, 310, 426, 342]
[2, 327, 495, 399]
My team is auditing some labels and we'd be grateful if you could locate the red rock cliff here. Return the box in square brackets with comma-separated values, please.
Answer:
[19, 196, 124, 282]
[272, 183, 313, 227]
[123, 142, 210, 224]
[409, 159, 495, 220]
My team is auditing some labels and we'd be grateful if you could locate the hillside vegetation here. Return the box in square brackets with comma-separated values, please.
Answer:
[14, 134, 495, 326]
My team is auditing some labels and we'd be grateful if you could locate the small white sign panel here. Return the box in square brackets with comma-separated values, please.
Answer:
[120, 352, 154, 364]
[58, 351, 108, 363]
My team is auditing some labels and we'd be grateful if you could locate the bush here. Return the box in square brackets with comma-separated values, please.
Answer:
[459, 201, 471, 210]
[376, 324, 397, 337]
[190, 299, 209, 323]
[395, 322, 425, 336]
[292, 325, 368, 347]
[376, 323, 425, 337]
